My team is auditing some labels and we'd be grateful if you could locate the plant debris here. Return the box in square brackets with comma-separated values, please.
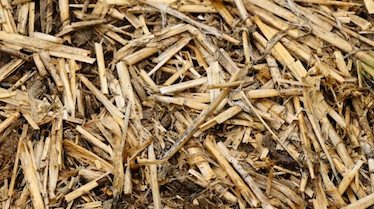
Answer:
[2, 0, 374, 208]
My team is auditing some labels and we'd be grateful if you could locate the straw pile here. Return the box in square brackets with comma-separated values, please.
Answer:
[2, 0, 374, 208]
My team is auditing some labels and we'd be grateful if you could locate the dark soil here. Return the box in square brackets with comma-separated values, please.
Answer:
[0, 134, 19, 183]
